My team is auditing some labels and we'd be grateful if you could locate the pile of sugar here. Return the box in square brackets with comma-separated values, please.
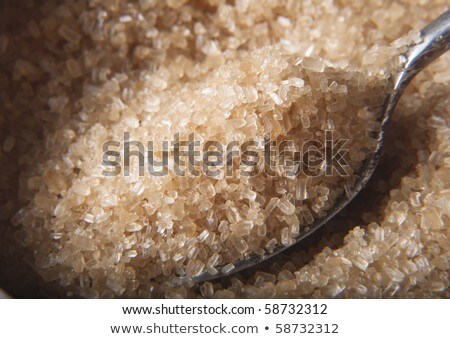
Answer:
[0, 0, 388, 285]
[0, 0, 448, 298]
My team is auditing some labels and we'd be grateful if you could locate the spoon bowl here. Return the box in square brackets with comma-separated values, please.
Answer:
[193, 9, 450, 283]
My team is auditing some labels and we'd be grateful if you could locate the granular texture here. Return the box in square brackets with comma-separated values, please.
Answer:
[0, 0, 448, 298]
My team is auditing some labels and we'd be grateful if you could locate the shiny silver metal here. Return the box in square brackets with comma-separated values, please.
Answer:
[193, 9, 450, 283]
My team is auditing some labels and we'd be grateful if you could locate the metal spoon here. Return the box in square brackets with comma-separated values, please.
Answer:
[194, 9, 450, 283]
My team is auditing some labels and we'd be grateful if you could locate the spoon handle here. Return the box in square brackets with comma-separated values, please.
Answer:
[412, 9, 450, 70]
[401, 9, 450, 85]
[383, 9, 450, 123]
